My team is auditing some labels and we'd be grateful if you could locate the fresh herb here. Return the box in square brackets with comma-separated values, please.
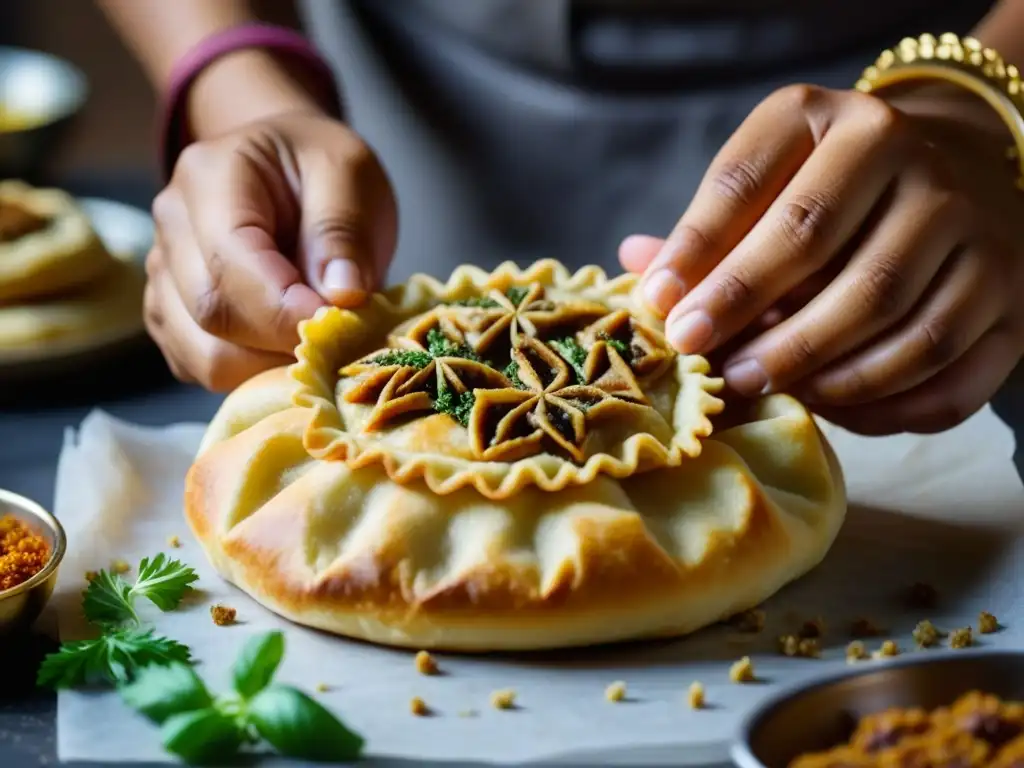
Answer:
[120, 632, 364, 764]
[599, 332, 633, 362]
[449, 296, 500, 308]
[549, 337, 588, 383]
[368, 349, 432, 368]
[37, 628, 191, 688]
[37, 554, 198, 689]
[503, 360, 525, 389]
[426, 327, 481, 362]
[504, 286, 529, 306]
[435, 382, 476, 427]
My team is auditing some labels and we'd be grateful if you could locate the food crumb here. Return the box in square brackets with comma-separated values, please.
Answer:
[111, 559, 131, 575]
[687, 681, 705, 710]
[907, 582, 937, 609]
[872, 639, 900, 659]
[729, 656, 756, 683]
[845, 640, 869, 663]
[778, 634, 800, 657]
[410, 696, 430, 716]
[210, 604, 237, 626]
[778, 635, 819, 658]
[912, 619, 941, 648]
[84, 570, 98, 583]
[167, 535, 181, 548]
[315, 683, 330, 693]
[798, 617, 825, 639]
[490, 689, 516, 710]
[978, 611, 999, 634]
[415, 650, 439, 675]
[730, 608, 766, 633]
[849, 617, 883, 638]
[458, 709, 479, 718]
[949, 626, 973, 649]
[605, 681, 627, 702]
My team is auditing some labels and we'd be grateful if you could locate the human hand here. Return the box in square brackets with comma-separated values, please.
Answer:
[145, 110, 398, 391]
[622, 84, 1024, 435]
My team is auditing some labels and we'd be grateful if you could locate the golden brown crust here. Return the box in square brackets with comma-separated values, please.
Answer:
[186, 391, 846, 651]
[291, 260, 724, 499]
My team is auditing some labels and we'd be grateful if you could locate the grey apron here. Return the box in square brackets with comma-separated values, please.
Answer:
[297, 0, 996, 283]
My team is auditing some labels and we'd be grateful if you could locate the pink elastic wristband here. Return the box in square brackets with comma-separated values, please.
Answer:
[159, 23, 341, 181]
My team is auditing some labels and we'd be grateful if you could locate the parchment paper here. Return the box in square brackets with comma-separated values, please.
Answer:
[51, 406, 1024, 766]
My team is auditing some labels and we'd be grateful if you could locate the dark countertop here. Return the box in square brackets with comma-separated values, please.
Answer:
[1, 174, 1022, 768]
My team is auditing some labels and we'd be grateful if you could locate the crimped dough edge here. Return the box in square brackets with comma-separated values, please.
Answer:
[290, 259, 725, 498]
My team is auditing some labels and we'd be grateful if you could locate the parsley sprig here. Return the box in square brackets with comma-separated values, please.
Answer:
[426, 327, 481, 362]
[120, 631, 364, 764]
[37, 554, 198, 688]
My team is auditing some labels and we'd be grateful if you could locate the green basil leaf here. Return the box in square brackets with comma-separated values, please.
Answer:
[231, 631, 285, 698]
[119, 662, 212, 725]
[248, 685, 364, 762]
[160, 708, 245, 765]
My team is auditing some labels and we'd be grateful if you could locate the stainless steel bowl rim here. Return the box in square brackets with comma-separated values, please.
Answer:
[0, 488, 66, 600]
[730, 647, 1024, 768]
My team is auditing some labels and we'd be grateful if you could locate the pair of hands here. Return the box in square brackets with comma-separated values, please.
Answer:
[146, 85, 1024, 436]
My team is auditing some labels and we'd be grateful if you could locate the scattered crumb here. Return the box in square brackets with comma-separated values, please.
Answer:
[84, 570, 98, 583]
[778, 635, 800, 657]
[687, 681, 705, 710]
[490, 689, 517, 710]
[410, 696, 430, 716]
[912, 619, 941, 648]
[730, 608, 766, 633]
[315, 683, 330, 693]
[873, 640, 900, 659]
[907, 582, 937, 609]
[458, 709, 479, 718]
[849, 618, 884, 638]
[979, 611, 999, 634]
[167, 535, 181, 548]
[210, 604, 237, 626]
[798, 617, 825, 639]
[778, 635, 819, 658]
[949, 626, 973, 649]
[729, 656, 756, 683]
[111, 559, 131, 575]
[605, 681, 627, 702]
[845, 641, 869, 663]
[415, 650, 439, 676]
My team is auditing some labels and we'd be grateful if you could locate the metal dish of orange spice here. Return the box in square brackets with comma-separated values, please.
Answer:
[0, 514, 50, 592]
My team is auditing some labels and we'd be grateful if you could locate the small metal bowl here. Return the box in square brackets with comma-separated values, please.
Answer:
[0, 46, 88, 178]
[0, 489, 66, 635]
[733, 650, 1024, 768]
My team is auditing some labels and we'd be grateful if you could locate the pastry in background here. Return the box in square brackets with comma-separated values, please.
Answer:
[186, 260, 847, 652]
[0, 180, 116, 303]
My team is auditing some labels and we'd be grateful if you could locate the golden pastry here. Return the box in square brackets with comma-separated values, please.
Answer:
[186, 260, 847, 652]
[0, 181, 116, 303]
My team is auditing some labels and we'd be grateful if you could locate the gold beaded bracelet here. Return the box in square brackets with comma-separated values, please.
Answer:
[855, 33, 1024, 189]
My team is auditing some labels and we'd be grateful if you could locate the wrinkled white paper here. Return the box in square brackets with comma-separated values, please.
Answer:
[52, 407, 1024, 767]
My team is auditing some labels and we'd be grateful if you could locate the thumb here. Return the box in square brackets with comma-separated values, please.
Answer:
[298, 149, 398, 306]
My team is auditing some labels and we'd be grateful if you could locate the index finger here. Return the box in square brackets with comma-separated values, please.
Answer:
[640, 85, 823, 317]
[172, 142, 325, 354]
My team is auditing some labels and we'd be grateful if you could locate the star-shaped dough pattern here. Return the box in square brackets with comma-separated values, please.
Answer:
[339, 283, 676, 463]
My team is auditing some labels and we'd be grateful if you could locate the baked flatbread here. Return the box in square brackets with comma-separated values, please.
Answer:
[186, 260, 846, 651]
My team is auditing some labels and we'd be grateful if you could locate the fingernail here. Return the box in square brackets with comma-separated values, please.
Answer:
[667, 310, 715, 354]
[321, 258, 366, 304]
[643, 269, 686, 315]
[724, 358, 770, 397]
